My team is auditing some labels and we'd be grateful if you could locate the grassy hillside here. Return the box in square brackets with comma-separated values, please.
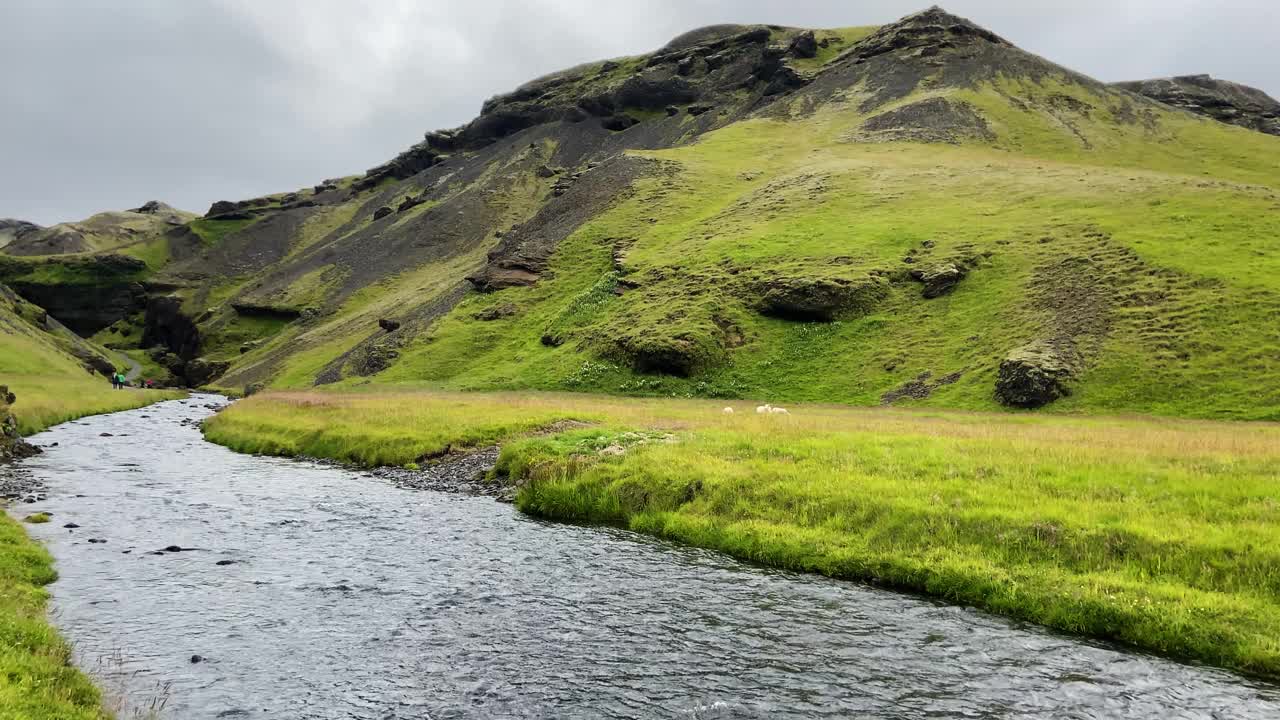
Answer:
[190, 13, 1277, 423]
[354, 87, 1279, 419]
[2, 10, 1269, 421]
[205, 389, 1280, 678]
[0, 285, 181, 433]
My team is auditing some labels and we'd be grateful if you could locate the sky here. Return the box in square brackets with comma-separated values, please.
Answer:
[1, 0, 1276, 225]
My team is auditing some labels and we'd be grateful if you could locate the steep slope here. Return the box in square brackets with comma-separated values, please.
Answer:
[16, 8, 1278, 420]
[291, 6, 1275, 420]
[0, 283, 175, 432]
[1115, 75, 1280, 137]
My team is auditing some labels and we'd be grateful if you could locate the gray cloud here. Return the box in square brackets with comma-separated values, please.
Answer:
[2, 0, 1276, 224]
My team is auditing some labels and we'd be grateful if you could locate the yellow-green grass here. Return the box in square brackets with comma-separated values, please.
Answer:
[0, 509, 104, 719]
[205, 388, 1280, 679]
[2, 296, 183, 433]
[354, 76, 1280, 420]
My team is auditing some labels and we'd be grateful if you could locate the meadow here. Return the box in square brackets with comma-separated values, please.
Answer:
[205, 388, 1280, 679]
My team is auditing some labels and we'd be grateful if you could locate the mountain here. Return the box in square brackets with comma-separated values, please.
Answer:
[3, 7, 1279, 419]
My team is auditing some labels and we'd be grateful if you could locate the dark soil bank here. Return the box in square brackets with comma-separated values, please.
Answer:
[14, 398, 1280, 719]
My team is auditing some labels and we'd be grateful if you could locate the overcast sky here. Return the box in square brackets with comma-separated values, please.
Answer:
[2, 0, 1276, 225]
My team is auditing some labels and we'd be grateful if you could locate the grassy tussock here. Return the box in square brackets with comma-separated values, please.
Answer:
[208, 388, 1280, 679]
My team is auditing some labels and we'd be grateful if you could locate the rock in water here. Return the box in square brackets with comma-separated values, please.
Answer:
[995, 343, 1076, 408]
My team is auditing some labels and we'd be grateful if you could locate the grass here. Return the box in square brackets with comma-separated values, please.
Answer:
[356, 75, 1280, 420]
[0, 508, 105, 719]
[204, 388, 1280, 679]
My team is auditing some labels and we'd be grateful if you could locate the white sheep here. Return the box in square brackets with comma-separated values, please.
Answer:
[756, 404, 772, 414]
[722, 407, 735, 415]
[769, 407, 790, 415]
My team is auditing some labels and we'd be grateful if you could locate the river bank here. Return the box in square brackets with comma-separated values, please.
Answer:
[204, 389, 1280, 681]
[18, 397, 1280, 717]
[1, 386, 182, 719]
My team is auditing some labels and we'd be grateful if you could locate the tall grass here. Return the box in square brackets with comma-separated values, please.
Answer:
[207, 388, 1280, 679]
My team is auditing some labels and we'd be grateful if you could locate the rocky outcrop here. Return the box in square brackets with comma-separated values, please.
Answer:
[142, 295, 201, 361]
[183, 358, 232, 387]
[910, 263, 968, 298]
[789, 30, 818, 59]
[0, 388, 41, 462]
[995, 342, 1076, 408]
[1113, 75, 1280, 136]
[846, 6, 1011, 62]
[856, 97, 995, 144]
[748, 274, 888, 322]
[0, 254, 149, 335]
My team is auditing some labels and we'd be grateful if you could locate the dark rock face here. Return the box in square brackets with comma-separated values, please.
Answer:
[850, 6, 1011, 63]
[601, 115, 640, 132]
[858, 97, 995, 143]
[789, 30, 818, 59]
[995, 342, 1076, 408]
[910, 263, 968, 298]
[142, 295, 201, 361]
[2, 255, 149, 336]
[749, 275, 888, 322]
[184, 358, 232, 387]
[1113, 75, 1280, 137]
[373, 206, 393, 221]
[614, 72, 699, 109]
[1, 390, 41, 462]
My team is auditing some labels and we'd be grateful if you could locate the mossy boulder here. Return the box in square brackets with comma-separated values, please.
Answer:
[995, 342, 1076, 408]
[910, 263, 968, 299]
[605, 329, 724, 377]
[749, 274, 888, 322]
[184, 358, 232, 387]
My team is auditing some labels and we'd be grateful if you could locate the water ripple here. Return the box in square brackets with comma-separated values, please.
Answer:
[13, 397, 1280, 719]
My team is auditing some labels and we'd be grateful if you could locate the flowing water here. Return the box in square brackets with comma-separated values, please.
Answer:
[12, 397, 1280, 719]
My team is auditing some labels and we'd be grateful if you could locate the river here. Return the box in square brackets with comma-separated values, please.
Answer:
[11, 397, 1280, 719]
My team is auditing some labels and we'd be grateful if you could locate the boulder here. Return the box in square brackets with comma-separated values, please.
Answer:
[206, 200, 239, 217]
[995, 342, 1076, 408]
[910, 263, 967, 298]
[687, 104, 715, 116]
[789, 30, 818, 59]
[750, 275, 888, 322]
[184, 358, 231, 387]
[372, 206, 393, 221]
[613, 72, 698, 110]
[378, 318, 401, 332]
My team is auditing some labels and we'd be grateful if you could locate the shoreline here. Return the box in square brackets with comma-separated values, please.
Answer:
[202, 388, 1280, 682]
[0, 390, 186, 720]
